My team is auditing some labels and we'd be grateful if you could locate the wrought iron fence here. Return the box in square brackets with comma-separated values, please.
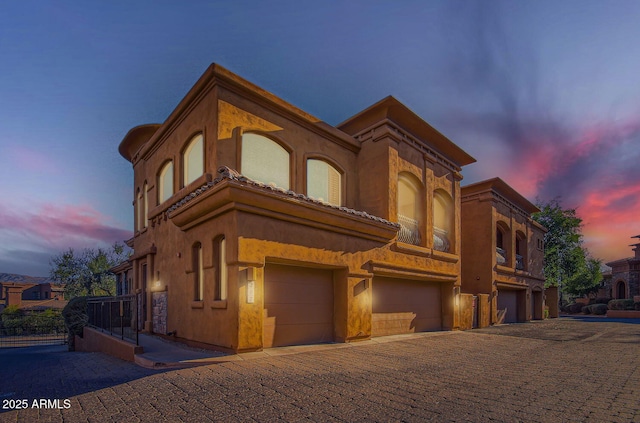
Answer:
[0, 310, 67, 348]
[496, 247, 507, 265]
[433, 227, 450, 253]
[398, 214, 422, 245]
[87, 295, 138, 345]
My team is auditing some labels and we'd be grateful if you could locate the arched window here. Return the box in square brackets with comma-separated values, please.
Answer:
[193, 242, 203, 301]
[158, 161, 174, 204]
[183, 134, 204, 186]
[214, 237, 227, 301]
[496, 224, 508, 265]
[515, 232, 526, 270]
[307, 159, 341, 206]
[241, 133, 289, 189]
[397, 173, 422, 245]
[136, 189, 143, 232]
[433, 190, 454, 252]
[143, 182, 148, 229]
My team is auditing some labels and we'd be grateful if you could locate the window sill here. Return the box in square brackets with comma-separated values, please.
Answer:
[211, 300, 227, 309]
[191, 301, 204, 309]
[431, 249, 458, 263]
[391, 241, 431, 258]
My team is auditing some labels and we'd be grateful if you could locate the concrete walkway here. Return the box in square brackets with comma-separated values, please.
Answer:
[134, 330, 457, 368]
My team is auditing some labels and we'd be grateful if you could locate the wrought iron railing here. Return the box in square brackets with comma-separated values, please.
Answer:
[87, 294, 138, 345]
[398, 214, 422, 246]
[433, 227, 450, 253]
[496, 247, 507, 265]
[0, 310, 67, 348]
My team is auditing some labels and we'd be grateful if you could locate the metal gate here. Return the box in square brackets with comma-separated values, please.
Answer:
[0, 310, 67, 348]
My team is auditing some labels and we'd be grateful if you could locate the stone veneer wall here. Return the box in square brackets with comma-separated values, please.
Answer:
[152, 292, 167, 335]
[610, 270, 640, 298]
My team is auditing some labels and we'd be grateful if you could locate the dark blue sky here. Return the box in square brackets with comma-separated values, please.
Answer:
[1, 1, 639, 276]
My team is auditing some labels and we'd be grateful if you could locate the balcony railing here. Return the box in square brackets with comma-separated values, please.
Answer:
[496, 247, 507, 265]
[87, 294, 138, 345]
[398, 214, 422, 246]
[433, 227, 450, 253]
[515, 254, 524, 270]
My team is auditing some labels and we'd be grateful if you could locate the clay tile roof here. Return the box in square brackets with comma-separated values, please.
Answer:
[167, 166, 400, 228]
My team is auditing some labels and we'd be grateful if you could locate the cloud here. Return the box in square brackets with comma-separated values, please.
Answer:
[0, 250, 52, 277]
[445, 3, 640, 263]
[3, 145, 61, 174]
[0, 202, 132, 276]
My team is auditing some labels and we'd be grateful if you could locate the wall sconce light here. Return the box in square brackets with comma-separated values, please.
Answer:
[246, 267, 255, 304]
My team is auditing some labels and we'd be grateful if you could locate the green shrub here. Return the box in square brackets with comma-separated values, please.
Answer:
[608, 299, 635, 310]
[595, 297, 612, 305]
[62, 296, 89, 351]
[568, 303, 585, 313]
[583, 304, 608, 315]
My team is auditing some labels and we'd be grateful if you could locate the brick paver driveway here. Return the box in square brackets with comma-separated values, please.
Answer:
[2, 317, 639, 422]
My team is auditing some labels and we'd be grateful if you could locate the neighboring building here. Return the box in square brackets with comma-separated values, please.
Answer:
[116, 63, 477, 352]
[460, 178, 546, 324]
[0, 274, 66, 312]
[602, 235, 640, 300]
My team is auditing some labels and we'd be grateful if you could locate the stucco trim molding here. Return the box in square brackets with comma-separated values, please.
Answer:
[367, 261, 457, 283]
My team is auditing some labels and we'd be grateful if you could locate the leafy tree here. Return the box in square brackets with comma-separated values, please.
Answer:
[532, 198, 602, 303]
[50, 243, 129, 299]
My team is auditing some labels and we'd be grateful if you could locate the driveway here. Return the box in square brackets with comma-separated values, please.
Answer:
[1, 317, 639, 422]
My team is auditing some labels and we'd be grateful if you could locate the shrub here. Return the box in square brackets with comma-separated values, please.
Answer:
[568, 303, 585, 313]
[62, 296, 89, 351]
[635, 302, 640, 311]
[583, 304, 608, 315]
[608, 299, 635, 310]
[595, 297, 612, 305]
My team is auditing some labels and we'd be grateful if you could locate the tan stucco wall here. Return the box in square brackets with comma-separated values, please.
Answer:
[122, 66, 472, 352]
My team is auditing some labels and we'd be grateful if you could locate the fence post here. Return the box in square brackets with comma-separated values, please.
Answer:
[120, 299, 124, 341]
[135, 294, 139, 346]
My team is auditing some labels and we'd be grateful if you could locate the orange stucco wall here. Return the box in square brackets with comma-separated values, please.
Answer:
[119, 65, 479, 352]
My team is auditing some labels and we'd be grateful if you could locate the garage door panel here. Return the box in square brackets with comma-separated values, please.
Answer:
[265, 281, 332, 304]
[264, 264, 333, 348]
[263, 304, 332, 325]
[372, 277, 442, 337]
[498, 290, 518, 323]
[269, 324, 333, 347]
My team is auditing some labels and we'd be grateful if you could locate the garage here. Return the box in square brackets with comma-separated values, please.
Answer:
[263, 264, 334, 348]
[372, 277, 442, 337]
[497, 290, 518, 323]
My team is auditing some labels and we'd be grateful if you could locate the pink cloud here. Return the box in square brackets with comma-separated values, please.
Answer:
[5, 145, 61, 174]
[476, 114, 640, 264]
[0, 202, 132, 252]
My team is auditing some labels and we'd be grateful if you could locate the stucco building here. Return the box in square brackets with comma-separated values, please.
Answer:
[460, 178, 546, 324]
[0, 277, 66, 312]
[116, 63, 478, 352]
[602, 235, 640, 300]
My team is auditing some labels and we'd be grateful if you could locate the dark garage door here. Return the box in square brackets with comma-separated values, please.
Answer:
[263, 264, 334, 348]
[372, 277, 441, 337]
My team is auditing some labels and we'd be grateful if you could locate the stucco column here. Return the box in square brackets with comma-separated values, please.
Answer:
[335, 269, 372, 343]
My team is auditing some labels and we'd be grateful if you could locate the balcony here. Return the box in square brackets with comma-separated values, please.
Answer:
[433, 227, 450, 253]
[398, 214, 421, 246]
[496, 247, 507, 265]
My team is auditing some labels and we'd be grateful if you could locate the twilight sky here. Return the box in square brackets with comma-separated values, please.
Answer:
[1, 1, 639, 276]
